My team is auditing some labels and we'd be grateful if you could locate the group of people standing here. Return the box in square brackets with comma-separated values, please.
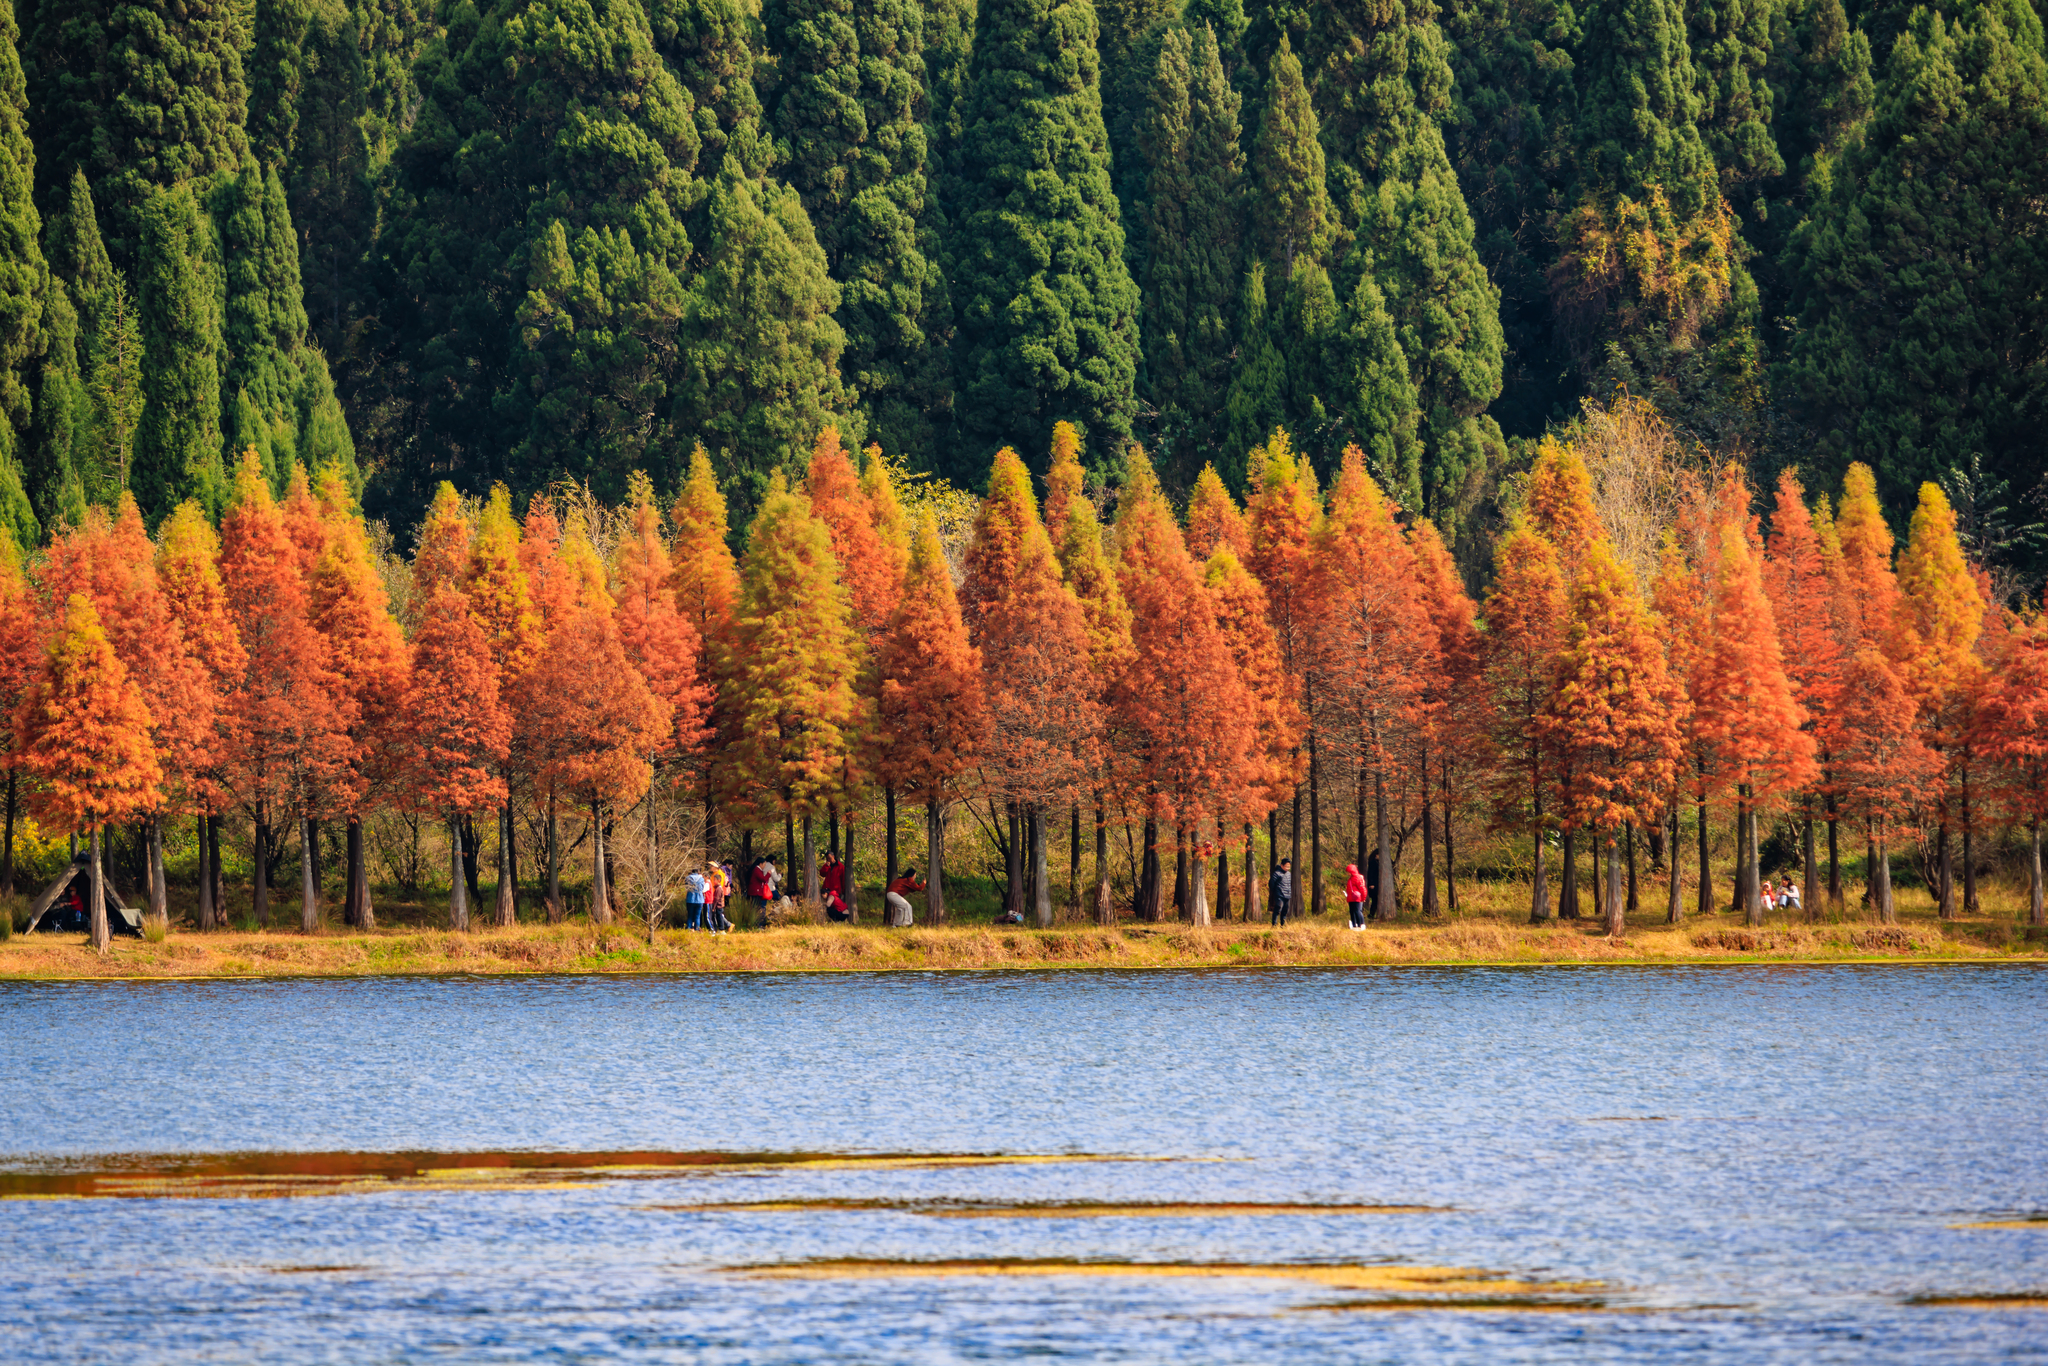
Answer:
[682, 862, 736, 932]
[1265, 855, 1393, 929]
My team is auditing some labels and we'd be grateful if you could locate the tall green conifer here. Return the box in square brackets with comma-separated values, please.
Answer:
[0, 0, 46, 544]
[947, 0, 1141, 474]
[132, 186, 226, 520]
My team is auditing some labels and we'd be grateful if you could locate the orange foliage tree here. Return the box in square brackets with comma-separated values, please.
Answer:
[1055, 467, 1134, 922]
[1204, 545, 1303, 922]
[1244, 429, 1319, 897]
[1979, 609, 2048, 929]
[465, 486, 541, 925]
[1482, 520, 1567, 922]
[1185, 462, 1250, 561]
[1541, 537, 1685, 936]
[1114, 453, 1255, 926]
[0, 527, 39, 893]
[404, 585, 510, 930]
[1834, 646, 1940, 922]
[156, 501, 246, 928]
[1409, 518, 1482, 917]
[219, 452, 355, 931]
[876, 512, 987, 922]
[1763, 470, 1849, 913]
[14, 594, 163, 951]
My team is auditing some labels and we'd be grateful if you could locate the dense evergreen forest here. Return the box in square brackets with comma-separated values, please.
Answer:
[1, 0, 2044, 567]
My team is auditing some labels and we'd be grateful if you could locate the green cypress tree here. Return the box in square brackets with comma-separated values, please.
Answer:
[946, 0, 1141, 476]
[1786, 0, 2048, 502]
[649, 0, 770, 185]
[765, 0, 946, 464]
[247, 0, 315, 171]
[0, 0, 46, 544]
[1333, 274, 1422, 507]
[217, 161, 312, 487]
[1440, 0, 1579, 435]
[132, 185, 226, 520]
[1140, 23, 1245, 481]
[1220, 263, 1286, 487]
[1096, 0, 1182, 216]
[1689, 0, 1788, 189]
[1305, 0, 1504, 524]
[389, 0, 700, 503]
[1248, 35, 1332, 280]
[26, 0, 250, 272]
[17, 0, 109, 222]
[45, 170, 138, 509]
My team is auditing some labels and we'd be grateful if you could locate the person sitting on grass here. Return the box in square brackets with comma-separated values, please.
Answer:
[823, 882, 851, 922]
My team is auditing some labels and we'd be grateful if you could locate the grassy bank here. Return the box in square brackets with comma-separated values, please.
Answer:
[2, 901, 2042, 979]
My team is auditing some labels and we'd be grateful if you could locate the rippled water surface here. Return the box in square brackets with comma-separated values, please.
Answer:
[3, 966, 2044, 1363]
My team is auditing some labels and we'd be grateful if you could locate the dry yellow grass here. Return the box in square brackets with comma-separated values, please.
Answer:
[2, 898, 2041, 979]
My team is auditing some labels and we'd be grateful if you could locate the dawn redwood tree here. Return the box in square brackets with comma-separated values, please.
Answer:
[404, 585, 510, 930]
[1185, 463, 1251, 562]
[724, 475, 865, 904]
[1979, 611, 2048, 928]
[1835, 645, 1940, 922]
[1244, 429, 1319, 901]
[1312, 447, 1428, 920]
[1482, 520, 1568, 923]
[412, 482, 474, 606]
[1763, 471, 1849, 914]
[1409, 518, 1483, 916]
[808, 427, 901, 638]
[1691, 517, 1816, 924]
[219, 452, 355, 931]
[1892, 482, 1988, 917]
[465, 486, 541, 925]
[39, 495, 210, 925]
[1113, 452, 1255, 927]
[524, 553, 671, 925]
[1043, 421, 1085, 554]
[668, 443, 742, 846]
[613, 480, 713, 859]
[15, 593, 163, 952]
[1203, 544, 1303, 922]
[0, 526, 38, 893]
[963, 448, 1100, 922]
[876, 511, 987, 924]
[156, 500, 246, 929]
[1053, 456, 1135, 923]
[1650, 530, 1711, 922]
[1541, 536, 1686, 937]
[308, 468, 411, 928]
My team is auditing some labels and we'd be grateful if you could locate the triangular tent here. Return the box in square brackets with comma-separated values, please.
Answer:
[21, 857, 144, 937]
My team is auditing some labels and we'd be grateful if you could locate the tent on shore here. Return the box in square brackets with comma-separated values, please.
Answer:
[21, 856, 144, 937]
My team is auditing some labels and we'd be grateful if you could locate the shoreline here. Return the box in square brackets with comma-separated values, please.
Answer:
[3, 916, 2041, 981]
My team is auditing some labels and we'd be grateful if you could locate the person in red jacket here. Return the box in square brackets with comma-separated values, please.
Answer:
[1344, 864, 1368, 930]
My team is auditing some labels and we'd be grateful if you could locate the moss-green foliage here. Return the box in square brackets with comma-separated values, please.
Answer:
[132, 185, 226, 520]
[946, 0, 1141, 477]
[766, 0, 947, 465]
[0, 0, 45, 545]
[387, 0, 701, 503]
[1305, 0, 1504, 527]
[1138, 24, 1245, 484]
[1689, 0, 1788, 188]
[1787, 0, 2048, 504]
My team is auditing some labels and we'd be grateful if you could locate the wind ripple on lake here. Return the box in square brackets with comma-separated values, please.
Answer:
[0, 965, 2043, 1362]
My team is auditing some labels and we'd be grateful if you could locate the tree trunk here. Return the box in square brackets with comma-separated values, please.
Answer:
[1355, 765, 1368, 868]
[209, 815, 224, 919]
[1217, 842, 1230, 921]
[1744, 799, 1764, 928]
[1963, 783, 1978, 914]
[1827, 799, 1841, 906]
[1308, 728, 1324, 918]
[1625, 822, 1637, 913]
[301, 816, 321, 933]
[591, 801, 612, 924]
[1094, 797, 1112, 925]
[1936, 818, 1953, 920]
[828, 801, 840, 862]
[1289, 780, 1302, 918]
[1666, 801, 1683, 925]
[926, 797, 946, 924]
[495, 800, 517, 926]
[461, 814, 481, 903]
[1137, 816, 1161, 921]
[1189, 829, 1211, 926]
[1069, 804, 1080, 915]
[1171, 826, 1187, 920]
[646, 785, 661, 943]
[1591, 833, 1606, 923]
[1864, 835, 1876, 908]
[546, 790, 562, 923]
[1605, 832, 1625, 937]
[1005, 802, 1022, 916]
[89, 826, 108, 954]
[448, 813, 469, 930]
[2031, 820, 2044, 928]
[347, 815, 373, 930]
[784, 807, 796, 885]
[1802, 817, 1818, 923]
[1560, 828, 1577, 919]
[1, 768, 15, 896]
[1031, 805, 1051, 928]
[147, 815, 167, 930]
[1696, 792, 1711, 919]
[197, 814, 215, 932]
[1647, 818, 1665, 872]
[842, 812, 858, 921]
[253, 808, 271, 929]
[1529, 791, 1549, 924]
[1374, 764, 1393, 921]
[1242, 822, 1259, 924]
[803, 813, 819, 907]
[1441, 759, 1459, 914]
[1872, 833, 1895, 923]
[1421, 767, 1439, 918]
[884, 785, 898, 895]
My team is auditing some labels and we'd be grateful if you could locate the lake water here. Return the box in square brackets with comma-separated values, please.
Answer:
[1, 966, 2043, 1363]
